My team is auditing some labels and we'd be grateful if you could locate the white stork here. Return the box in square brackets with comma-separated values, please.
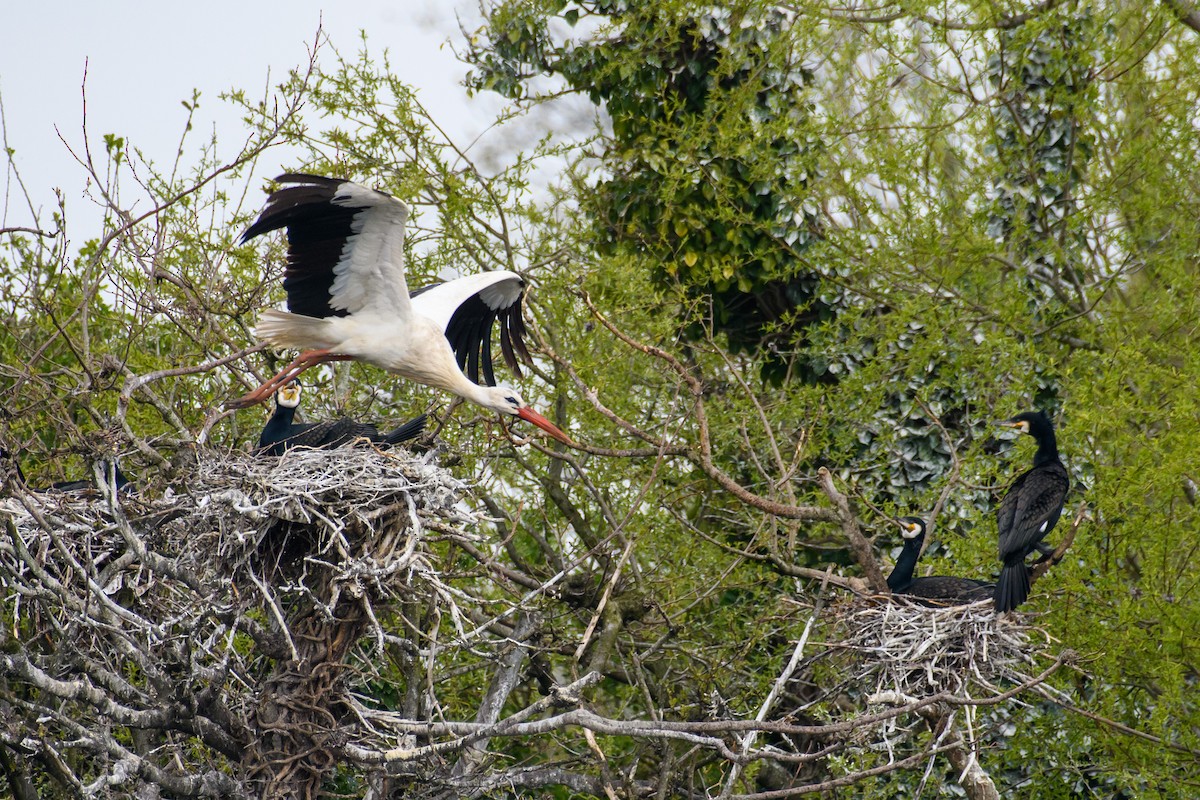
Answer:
[228, 173, 574, 446]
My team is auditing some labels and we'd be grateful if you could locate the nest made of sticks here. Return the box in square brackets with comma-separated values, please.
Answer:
[5, 445, 479, 587]
[1, 445, 493, 798]
[824, 595, 1045, 709]
[183, 446, 475, 583]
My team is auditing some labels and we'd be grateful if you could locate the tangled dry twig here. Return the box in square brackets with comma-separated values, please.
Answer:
[0, 446, 482, 799]
[0, 448, 1071, 800]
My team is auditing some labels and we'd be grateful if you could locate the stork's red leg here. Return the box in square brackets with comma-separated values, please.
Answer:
[226, 349, 354, 409]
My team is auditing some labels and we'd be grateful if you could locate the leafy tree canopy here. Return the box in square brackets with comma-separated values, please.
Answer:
[2, 2, 1199, 797]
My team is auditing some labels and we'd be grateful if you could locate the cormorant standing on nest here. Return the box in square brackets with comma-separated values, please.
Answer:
[994, 411, 1069, 613]
[257, 382, 427, 456]
[887, 517, 994, 605]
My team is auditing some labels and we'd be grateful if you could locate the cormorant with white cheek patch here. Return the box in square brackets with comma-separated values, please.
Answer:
[257, 381, 427, 456]
[887, 517, 994, 605]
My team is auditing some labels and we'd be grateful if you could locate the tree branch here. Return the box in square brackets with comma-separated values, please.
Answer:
[1162, 0, 1200, 33]
[818, 467, 888, 591]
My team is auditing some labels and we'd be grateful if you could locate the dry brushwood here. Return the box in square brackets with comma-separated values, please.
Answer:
[834, 597, 1042, 704]
[0, 445, 1073, 800]
[0, 446, 485, 799]
[779, 595, 1057, 799]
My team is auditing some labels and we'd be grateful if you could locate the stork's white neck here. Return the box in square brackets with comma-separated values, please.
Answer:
[434, 364, 513, 415]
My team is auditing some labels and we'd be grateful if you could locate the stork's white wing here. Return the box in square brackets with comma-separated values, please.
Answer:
[410, 271, 522, 330]
[328, 181, 412, 318]
[410, 271, 529, 385]
[242, 174, 413, 321]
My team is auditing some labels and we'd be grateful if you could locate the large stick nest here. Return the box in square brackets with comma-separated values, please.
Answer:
[833, 597, 1040, 700]
[796, 595, 1051, 753]
[0, 446, 486, 799]
[4, 448, 477, 629]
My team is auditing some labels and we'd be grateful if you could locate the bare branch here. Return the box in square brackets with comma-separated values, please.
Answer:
[818, 467, 888, 591]
[577, 289, 838, 525]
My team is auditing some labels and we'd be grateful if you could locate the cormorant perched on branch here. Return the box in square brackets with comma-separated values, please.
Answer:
[887, 517, 994, 605]
[257, 382, 427, 456]
[994, 411, 1069, 613]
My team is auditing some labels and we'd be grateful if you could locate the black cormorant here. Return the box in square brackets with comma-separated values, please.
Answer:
[50, 461, 131, 493]
[257, 382, 427, 456]
[887, 517, 994, 605]
[994, 411, 1069, 613]
[2, 449, 131, 493]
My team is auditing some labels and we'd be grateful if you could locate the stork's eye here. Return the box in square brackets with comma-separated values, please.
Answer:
[505, 396, 519, 406]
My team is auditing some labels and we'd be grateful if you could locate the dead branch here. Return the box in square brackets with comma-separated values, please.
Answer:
[818, 467, 888, 591]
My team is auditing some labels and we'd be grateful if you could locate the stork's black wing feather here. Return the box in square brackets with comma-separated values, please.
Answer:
[420, 287, 523, 388]
[408, 273, 531, 386]
[410, 281, 498, 385]
[500, 301, 530, 370]
[241, 174, 368, 319]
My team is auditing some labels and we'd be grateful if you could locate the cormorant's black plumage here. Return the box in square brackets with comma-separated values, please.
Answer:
[2, 449, 131, 494]
[994, 411, 1069, 613]
[887, 517, 994, 605]
[257, 382, 427, 456]
[49, 462, 131, 494]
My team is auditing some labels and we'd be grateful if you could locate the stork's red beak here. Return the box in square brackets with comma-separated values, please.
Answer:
[516, 407, 575, 446]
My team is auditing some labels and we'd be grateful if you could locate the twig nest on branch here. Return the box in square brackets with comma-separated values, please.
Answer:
[830, 597, 1043, 702]
[1, 446, 494, 797]
[2, 446, 483, 608]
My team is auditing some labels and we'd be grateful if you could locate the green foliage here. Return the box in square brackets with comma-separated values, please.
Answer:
[468, 1, 833, 383]
[5, 1, 1200, 797]
[986, 9, 1099, 314]
[463, 0, 1200, 794]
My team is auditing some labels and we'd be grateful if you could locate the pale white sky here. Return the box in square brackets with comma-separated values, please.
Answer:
[0, 1, 505, 234]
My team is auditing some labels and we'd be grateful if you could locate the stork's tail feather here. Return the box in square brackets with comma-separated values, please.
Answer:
[254, 310, 336, 351]
[383, 414, 427, 445]
[994, 560, 1031, 613]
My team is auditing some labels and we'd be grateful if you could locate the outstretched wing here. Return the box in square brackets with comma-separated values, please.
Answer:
[242, 173, 412, 321]
[410, 271, 531, 386]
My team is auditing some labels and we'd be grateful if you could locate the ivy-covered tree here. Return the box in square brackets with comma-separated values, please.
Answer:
[2, 2, 1200, 798]
[468, 2, 838, 384]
